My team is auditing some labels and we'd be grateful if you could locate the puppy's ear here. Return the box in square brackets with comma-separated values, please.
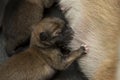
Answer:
[30, 23, 38, 32]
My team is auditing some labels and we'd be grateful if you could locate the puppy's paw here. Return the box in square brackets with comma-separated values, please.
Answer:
[81, 44, 89, 54]
[78, 44, 89, 56]
[79, 46, 86, 55]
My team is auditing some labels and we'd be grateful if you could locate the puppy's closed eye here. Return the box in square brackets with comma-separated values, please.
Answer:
[40, 32, 49, 41]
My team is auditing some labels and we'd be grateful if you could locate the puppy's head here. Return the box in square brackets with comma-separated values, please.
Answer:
[31, 17, 65, 48]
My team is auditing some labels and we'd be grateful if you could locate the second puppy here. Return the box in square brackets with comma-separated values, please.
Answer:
[2, 0, 55, 56]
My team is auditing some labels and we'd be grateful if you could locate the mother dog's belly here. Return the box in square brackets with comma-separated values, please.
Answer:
[68, 16, 119, 80]
[59, 0, 120, 79]
[69, 26, 108, 79]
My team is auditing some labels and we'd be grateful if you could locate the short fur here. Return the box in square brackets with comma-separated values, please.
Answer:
[0, 17, 86, 80]
[59, 0, 120, 80]
[2, 0, 55, 56]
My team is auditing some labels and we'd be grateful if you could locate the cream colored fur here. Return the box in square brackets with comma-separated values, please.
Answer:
[59, 0, 120, 80]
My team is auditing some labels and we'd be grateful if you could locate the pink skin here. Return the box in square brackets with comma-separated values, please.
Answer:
[81, 44, 89, 53]
[60, 4, 71, 13]
[60, 6, 65, 11]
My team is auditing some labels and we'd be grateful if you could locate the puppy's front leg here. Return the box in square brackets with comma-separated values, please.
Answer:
[53, 46, 86, 70]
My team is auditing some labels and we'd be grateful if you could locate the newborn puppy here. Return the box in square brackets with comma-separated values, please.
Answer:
[2, 0, 55, 56]
[0, 17, 86, 80]
[44, 4, 88, 80]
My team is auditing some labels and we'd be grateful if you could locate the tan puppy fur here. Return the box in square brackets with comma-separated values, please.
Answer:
[0, 17, 86, 80]
[59, 0, 120, 80]
[2, 0, 55, 56]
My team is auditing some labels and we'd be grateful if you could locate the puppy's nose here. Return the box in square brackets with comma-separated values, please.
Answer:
[40, 32, 49, 41]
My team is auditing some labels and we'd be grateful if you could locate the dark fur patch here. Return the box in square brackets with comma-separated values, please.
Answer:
[55, 24, 73, 55]
[44, 3, 73, 55]
[51, 62, 88, 80]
